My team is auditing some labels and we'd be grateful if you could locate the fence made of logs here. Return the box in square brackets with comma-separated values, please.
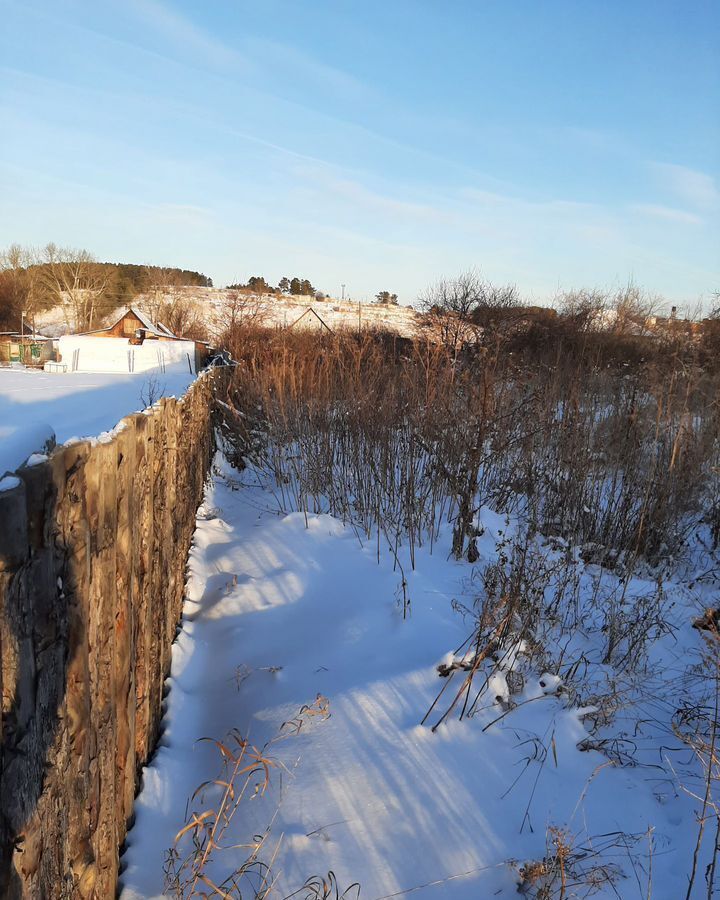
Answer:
[0, 370, 225, 898]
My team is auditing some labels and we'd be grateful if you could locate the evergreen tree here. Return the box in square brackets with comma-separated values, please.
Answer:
[246, 275, 271, 293]
[375, 291, 399, 305]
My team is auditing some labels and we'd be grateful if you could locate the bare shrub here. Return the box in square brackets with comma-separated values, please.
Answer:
[216, 321, 719, 568]
[516, 825, 628, 898]
[38, 243, 110, 332]
[672, 621, 720, 898]
[419, 269, 519, 359]
[140, 373, 165, 408]
[213, 290, 264, 340]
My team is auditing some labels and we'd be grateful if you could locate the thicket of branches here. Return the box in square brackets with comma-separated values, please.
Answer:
[217, 310, 720, 568]
[420, 273, 720, 370]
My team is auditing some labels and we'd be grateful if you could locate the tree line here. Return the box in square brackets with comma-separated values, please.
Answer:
[227, 275, 325, 299]
[0, 244, 212, 334]
[227, 277, 405, 307]
[418, 269, 720, 368]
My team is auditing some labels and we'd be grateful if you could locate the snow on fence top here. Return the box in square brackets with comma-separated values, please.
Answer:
[0, 367, 197, 477]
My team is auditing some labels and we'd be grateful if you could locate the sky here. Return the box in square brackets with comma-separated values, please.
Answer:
[1, 0, 719, 309]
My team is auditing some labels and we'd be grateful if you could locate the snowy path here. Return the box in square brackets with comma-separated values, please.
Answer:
[121, 461, 703, 899]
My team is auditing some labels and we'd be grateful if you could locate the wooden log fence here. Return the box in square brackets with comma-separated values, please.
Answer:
[0, 370, 225, 898]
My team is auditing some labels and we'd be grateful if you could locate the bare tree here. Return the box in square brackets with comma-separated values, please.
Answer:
[39, 244, 109, 332]
[0, 244, 44, 333]
[137, 265, 213, 338]
[701, 290, 720, 359]
[211, 289, 264, 341]
[711, 290, 720, 319]
[419, 269, 519, 358]
[0, 245, 28, 332]
[473, 280, 519, 316]
[142, 266, 182, 323]
[558, 288, 609, 333]
[610, 283, 662, 336]
[157, 295, 207, 340]
[420, 270, 484, 357]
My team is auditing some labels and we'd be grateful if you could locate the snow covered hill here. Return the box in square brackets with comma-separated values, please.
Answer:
[34, 288, 424, 340]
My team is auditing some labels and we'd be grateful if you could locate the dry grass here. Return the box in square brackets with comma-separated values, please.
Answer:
[211, 317, 720, 895]
[217, 323, 720, 569]
[673, 622, 720, 899]
[162, 695, 360, 899]
[517, 825, 633, 898]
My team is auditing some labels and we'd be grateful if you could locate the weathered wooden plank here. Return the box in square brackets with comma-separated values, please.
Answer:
[115, 419, 137, 831]
[131, 412, 154, 768]
[0, 371, 225, 897]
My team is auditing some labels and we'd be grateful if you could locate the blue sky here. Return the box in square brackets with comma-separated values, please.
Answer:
[1, 0, 718, 308]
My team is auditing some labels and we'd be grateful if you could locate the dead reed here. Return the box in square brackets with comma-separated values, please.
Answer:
[217, 323, 720, 568]
[163, 695, 356, 899]
[210, 317, 720, 895]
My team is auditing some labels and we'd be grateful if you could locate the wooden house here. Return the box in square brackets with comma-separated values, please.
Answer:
[56, 308, 208, 374]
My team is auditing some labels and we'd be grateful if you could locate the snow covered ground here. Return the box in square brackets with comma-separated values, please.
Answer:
[0, 368, 196, 476]
[120, 456, 715, 899]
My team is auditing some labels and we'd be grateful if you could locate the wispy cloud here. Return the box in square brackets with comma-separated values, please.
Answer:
[462, 187, 600, 219]
[459, 186, 627, 255]
[123, 0, 372, 109]
[651, 162, 720, 211]
[144, 203, 214, 227]
[630, 203, 703, 225]
[294, 166, 448, 222]
[245, 38, 373, 105]
[123, 0, 249, 71]
[558, 126, 627, 155]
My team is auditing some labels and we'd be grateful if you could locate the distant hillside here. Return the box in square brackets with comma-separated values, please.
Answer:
[101, 263, 212, 290]
[91, 263, 213, 307]
[147, 286, 424, 339]
[31, 261, 212, 321]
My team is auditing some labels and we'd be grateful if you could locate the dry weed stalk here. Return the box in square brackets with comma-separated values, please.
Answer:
[518, 826, 626, 898]
[285, 872, 360, 900]
[164, 695, 337, 899]
[217, 323, 720, 569]
[673, 620, 720, 899]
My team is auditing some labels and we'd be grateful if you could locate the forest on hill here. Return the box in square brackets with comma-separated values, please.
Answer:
[0, 243, 212, 332]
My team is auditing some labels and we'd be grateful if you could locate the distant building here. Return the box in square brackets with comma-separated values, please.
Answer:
[0, 332, 53, 367]
[56, 307, 208, 374]
[287, 308, 334, 332]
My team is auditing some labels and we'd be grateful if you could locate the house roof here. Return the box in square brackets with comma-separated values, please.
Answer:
[78, 306, 180, 339]
[123, 306, 177, 338]
[0, 332, 51, 340]
[155, 321, 176, 337]
[288, 307, 334, 333]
